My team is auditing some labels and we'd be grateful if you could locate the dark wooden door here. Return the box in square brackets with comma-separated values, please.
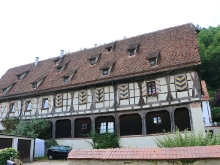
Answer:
[75, 118, 91, 138]
[146, 110, 171, 134]
[120, 114, 142, 136]
[56, 119, 71, 138]
[17, 139, 31, 163]
[0, 138, 12, 149]
[174, 108, 191, 131]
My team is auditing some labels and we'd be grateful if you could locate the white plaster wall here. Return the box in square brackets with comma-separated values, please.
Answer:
[57, 139, 93, 149]
[120, 136, 157, 148]
[202, 101, 212, 126]
[191, 105, 205, 133]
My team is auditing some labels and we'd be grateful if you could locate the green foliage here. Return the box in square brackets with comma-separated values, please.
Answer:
[0, 148, 18, 165]
[10, 119, 51, 139]
[87, 130, 120, 149]
[1, 117, 20, 134]
[211, 107, 220, 122]
[197, 25, 220, 91]
[45, 139, 58, 148]
[154, 128, 220, 148]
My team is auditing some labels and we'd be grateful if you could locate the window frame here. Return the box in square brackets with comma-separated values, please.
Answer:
[89, 57, 97, 65]
[63, 76, 70, 83]
[100, 121, 114, 134]
[149, 58, 157, 66]
[153, 116, 162, 124]
[128, 48, 136, 56]
[102, 68, 109, 75]
[147, 81, 156, 96]
[9, 103, 15, 113]
[26, 100, 32, 111]
[42, 98, 49, 109]
[32, 83, 37, 89]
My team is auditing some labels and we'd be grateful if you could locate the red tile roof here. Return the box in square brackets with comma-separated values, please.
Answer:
[0, 23, 201, 100]
[201, 80, 210, 101]
[68, 145, 220, 160]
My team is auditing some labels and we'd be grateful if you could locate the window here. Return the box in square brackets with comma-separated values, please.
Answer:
[32, 83, 37, 88]
[107, 46, 112, 52]
[95, 88, 104, 102]
[128, 48, 136, 56]
[153, 116, 162, 124]
[147, 81, 156, 95]
[89, 58, 97, 65]
[75, 118, 91, 138]
[81, 123, 88, 130]
[63, 76, 69, 83]
[100, 122, 114, 133]
[146, 111, 171, 134]
[149, 58, 157, 66]
[26, 101, 32, 110]
[102, 68, 109, 75]
[10, 103, 15, 112]
[42, 98, 49, 109]
[57, 67, 62, 72]
[95, 116, 114, 134]
[2, 88, 7, 94]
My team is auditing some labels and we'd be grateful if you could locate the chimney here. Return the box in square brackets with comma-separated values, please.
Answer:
[35, 57, 39, 66]
[60, 50, 64, 58]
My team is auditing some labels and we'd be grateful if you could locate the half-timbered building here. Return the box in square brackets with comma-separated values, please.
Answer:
[0, 23, 205, 148]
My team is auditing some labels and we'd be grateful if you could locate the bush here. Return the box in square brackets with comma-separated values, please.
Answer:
[211, 107, 220, 122]
[10, 119, 52, 139]
[0, 148, 18, 165]
[1, 117, 20, 134]
[154, 128, 220, 148]
[45, 139, 58, 148]
[87, 130, 120, 149]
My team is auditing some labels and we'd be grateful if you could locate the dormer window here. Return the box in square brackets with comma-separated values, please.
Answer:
[2, 83, 15, 94]
[100, 61, 115, 76]
[16, 70, 29, 80]
[32, 83, 37, 88]
[88, 53, 101, 65]
[63, 76, 70, 82]
[61, 69, 77, 83]
[89, 58, 97, 65]
[53, 57, 62, 65]
[31, 76, 46, 89]
[146, 50, 160, 66]
[103, 68, 109, 75]
[57, 66, 63, 72]
[149, 58, 157, 66]
[105, 42, 115, 52]
[128, 48, 136, 56]
[127, 44, 139, 56]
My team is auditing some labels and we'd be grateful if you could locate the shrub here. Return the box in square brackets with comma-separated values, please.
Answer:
[45, 139, 58, 148]
[0, 148, 18, 165]
[10, 119, 52, 139]
[87, 130, 120, 149]
[1, 117, 20, 134]
[154, 128, 220, 148]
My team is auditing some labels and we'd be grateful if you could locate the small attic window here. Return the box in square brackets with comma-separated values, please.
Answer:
[127, 44, 139, 56]
[63, 76, 70, 82]
[57, 66, 63, 72]
[2, 88, 7, 94]
[16, 70, 29, 80]
[107, 46, 113, 52]
[32, 83, 37, 88]
[146, 51, 160, 67]
[90, 58, 97, 65]
[88, 53, 101, 65]
[128, 49, 136, 56]
[149, 58, 157, 66]
[103, 68, 109, 75]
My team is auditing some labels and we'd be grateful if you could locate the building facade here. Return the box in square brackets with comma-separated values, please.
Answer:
[0, 23, 205, 148]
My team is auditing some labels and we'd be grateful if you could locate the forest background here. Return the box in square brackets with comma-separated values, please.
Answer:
[197, 25, 220, 122]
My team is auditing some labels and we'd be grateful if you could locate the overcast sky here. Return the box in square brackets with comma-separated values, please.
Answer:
[0, 0, 220, 77]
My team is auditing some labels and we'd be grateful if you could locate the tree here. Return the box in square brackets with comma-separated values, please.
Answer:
[10, 119, 52, 139]
[1, 117, 19, 134]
